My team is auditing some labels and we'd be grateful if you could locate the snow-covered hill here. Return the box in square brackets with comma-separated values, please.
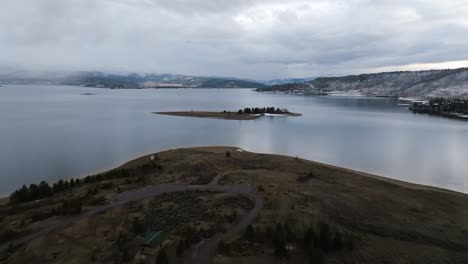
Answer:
[258, 68, 468, 98]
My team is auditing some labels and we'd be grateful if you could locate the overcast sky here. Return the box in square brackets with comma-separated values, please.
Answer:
[1, 0, 468, 80]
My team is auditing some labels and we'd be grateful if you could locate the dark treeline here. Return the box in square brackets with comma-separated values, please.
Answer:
[411, 98, 468, 115]
[236, 107, 289, 114]
[9, 161, 161, 204]
[9, 179, 82, 204]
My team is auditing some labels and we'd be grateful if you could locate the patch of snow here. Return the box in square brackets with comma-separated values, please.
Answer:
[264, 113, 287, 116]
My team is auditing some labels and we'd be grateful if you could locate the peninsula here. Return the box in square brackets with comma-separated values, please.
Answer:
[155, 107, 302, 120]
[1, 147, 468, 264]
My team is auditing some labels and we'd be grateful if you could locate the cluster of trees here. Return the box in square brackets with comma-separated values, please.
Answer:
[302, 222, 354, 263]
[411, 98, 468, 114]
[9, 161, 159, 204]
[429, 98, 468, 113]
[219, 221, 354, 263]
[237, 107, 289, 115]
[10, 179, 82, 204]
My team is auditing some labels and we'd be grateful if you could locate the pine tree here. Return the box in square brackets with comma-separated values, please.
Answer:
[156, 248, 169, 264]
[245, 224, 254, 241]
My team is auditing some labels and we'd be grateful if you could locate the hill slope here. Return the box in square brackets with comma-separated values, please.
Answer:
[2, 147, 468, 263]
[258, 68, 468, 97]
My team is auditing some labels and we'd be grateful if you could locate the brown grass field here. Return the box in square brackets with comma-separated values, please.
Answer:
[1, 146, 468, 263]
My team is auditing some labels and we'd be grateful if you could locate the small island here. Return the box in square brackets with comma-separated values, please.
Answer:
[155, 107, 302, 120]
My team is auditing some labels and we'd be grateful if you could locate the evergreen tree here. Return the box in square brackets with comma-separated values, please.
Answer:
[156, 248, 169, 264]
[332, 231, 343, 251]
[245, 224, 254, 241]
[308, 247, 324, 264]
[303, 227, 317, 249]
[273, 223, 288, 257]
[319, 222, 331, 252]
[38, 181, 51, 198]
[176, 241, 184, 257]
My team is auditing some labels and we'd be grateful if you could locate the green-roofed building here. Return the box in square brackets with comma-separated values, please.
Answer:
[143, 230, 165, 248]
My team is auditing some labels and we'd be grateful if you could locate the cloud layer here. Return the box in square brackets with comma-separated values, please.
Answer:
[1, 0, 468, 79]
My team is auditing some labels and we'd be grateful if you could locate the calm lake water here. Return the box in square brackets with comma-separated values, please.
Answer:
[1, 85, 468, 196]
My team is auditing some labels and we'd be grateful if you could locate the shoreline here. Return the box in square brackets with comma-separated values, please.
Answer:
[410, 110, 468, 121]
[154, 111, 302, 120]
[255, 90, 400, 99]
[2, 146, 464, 201]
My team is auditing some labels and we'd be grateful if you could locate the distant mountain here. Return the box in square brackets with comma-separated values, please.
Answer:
[0, 71, 266, 89]
[0, 70, 69, 85]
[262, 78, 315, 86]
[257, 68, 468, 98]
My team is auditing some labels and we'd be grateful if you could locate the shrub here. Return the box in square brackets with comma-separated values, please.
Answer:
[218, 239, 230, 254]
[55, 199, 82, 215]
[176, 241, 184, 257]
[332, 231, 343, 251]
[0, 228, 21, 242]
[303, 227, 317, 249]
[284, 223, 296, 242]
[273, 236, 288, 257]
[31, 210, 54, 222]
[308, 247, 324, 264]
[273, 223, 288, 257]
[156, 248, 169, 264]
[319, 222, 332, 252]
[99, 182, 113, 190]
[132, 217, 145, 235]
[88, 196, 106, 206]
[244, 224, 255, 241]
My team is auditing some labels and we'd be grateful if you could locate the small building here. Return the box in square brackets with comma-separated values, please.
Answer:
[137, 231, 167, 263]
[143, 230, 165, 248]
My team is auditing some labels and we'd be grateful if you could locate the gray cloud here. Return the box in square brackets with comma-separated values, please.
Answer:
[1, 0, 468, 79]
